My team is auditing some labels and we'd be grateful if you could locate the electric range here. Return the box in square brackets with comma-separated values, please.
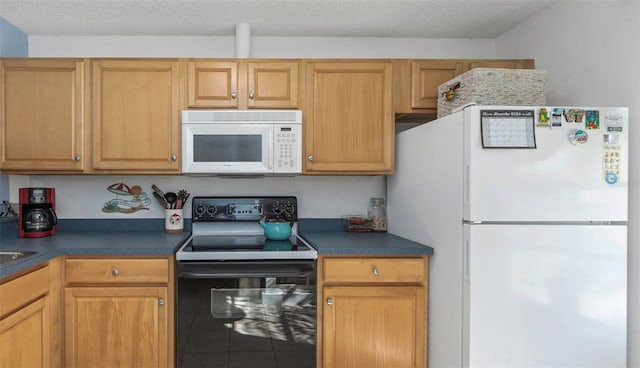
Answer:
[176, 196, 317, 261]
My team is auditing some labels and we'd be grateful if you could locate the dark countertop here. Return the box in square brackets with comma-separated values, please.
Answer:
[299, 230, 434, 256]
[0, 219, 190, 279]
[0, 218, 433, 279]
[298, 218, 434, 256]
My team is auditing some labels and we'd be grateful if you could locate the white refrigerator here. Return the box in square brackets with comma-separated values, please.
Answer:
[387, 105, 628, 368]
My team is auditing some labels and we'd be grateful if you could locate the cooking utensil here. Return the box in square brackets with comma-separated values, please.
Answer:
[165, 192, 178, 209]
[175, 190, 190, 209]
[153, 192, 168, 209]
[151, 184, 165, 199]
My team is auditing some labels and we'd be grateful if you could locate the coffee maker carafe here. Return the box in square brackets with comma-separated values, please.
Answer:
[19, 187, 58, 238]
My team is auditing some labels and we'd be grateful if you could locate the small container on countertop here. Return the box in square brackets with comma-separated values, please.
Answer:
[165, 209, 184, 233]
[342, 215, 371, 233]
[368, 197, 387, 232]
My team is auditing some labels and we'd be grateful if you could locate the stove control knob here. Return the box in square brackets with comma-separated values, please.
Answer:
[207, 206, 217, 216]
[272, 202, 283, 215]
[195, 205, 206, 215]
[284, 203, 295, 215]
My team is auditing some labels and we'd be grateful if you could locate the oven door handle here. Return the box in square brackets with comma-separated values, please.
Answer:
[178, 262, 315, 279]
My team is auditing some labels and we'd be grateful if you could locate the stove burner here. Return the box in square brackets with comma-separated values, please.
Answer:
[189, 235, 296, 252]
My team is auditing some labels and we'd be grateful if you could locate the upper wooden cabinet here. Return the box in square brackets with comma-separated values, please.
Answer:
[393, 59, 535, 114]
[467, 59, 535, 70]
[187, 59, 300, 109]
[91, 59, 181, 172]
[0, 58, 86, 172]
[304, 61, 394, 174]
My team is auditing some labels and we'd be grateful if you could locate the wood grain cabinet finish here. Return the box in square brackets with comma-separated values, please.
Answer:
[304, 61, 394, 174]
[393, 58, 535, 114]
[64, 256, 174, 368]
[187, 59, 300, 109]
[0, 58, 86, 172]
[91, 59, 181, 172]
[318, 256, 429, 368]
[467, 59, 535, 70]
[0, 262, 61, 368]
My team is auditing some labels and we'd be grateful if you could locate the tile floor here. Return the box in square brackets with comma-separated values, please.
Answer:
[177, 278, 316, 368]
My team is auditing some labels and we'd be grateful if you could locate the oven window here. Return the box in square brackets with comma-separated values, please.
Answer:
[177, 273, 316, 368]
[194, 135, 262, 162]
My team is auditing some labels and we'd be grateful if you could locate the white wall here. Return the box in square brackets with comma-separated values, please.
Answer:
[0, 17, 28, 204]
[17, 35, 496, 219]
[9, 175, 383, 219]
[28, 35, 495, 58]
[495, 1, 640, 366]
[0, 17, 28, 57]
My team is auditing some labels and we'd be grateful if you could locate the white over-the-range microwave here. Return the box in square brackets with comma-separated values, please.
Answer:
[182, 110, 302, 175]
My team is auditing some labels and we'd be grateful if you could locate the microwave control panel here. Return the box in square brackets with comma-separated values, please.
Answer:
[273, 124, 302, 173]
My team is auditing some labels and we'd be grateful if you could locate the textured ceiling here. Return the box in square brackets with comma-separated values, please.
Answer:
[0, 0, 556, 38]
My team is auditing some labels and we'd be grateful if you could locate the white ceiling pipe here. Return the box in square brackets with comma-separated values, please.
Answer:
[235, 23, 251, 58]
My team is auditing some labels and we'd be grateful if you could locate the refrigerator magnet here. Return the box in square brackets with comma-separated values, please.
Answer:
[552, 108, 563, 127]
[536, 108, 550, 127]
[585, 110, 600, 129]
[605, 172, 618, 185]
[606, 114, 624, 132]
[563, 108, 576, 122]
[568, 129, 588, 145]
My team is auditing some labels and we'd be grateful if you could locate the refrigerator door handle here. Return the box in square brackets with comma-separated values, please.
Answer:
[464, 164, 470, 206]
[464, 240, 470, 281]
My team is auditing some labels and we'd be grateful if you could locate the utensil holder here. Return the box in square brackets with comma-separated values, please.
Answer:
[165, 209, 184, 233]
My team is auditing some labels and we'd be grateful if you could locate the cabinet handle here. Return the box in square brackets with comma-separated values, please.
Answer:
[112, 268, 119, 277]
[326, 298, 333, 306]
[158, 298, 165, 306]
[170, 154, 177, 161]
[372, 267, 380, 276]
[307, 155, 314, 162]
[74, 155, 81, 161]
[231, 92, 237, 99]
[249, 92, 255, 99]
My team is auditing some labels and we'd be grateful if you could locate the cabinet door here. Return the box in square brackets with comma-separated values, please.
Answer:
[92, 59, 180, 171]
[0, 59, 85, 171]
[247, 61, 299, 108]
[0, 296, 51, 368]
[305, 62, 393, 174]
[411, 60, 465, 109]
[467, 59, 535, 70]
[65, 286, 168, 368]
[322, 286, 426, 368]
[187, 60, 239, 108]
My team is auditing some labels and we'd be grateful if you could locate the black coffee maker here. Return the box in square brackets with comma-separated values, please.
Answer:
[18, 187, 58, 238]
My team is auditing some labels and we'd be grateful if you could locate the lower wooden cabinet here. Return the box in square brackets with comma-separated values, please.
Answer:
[64, 286, 168, 367]
[0, 263, 57, 368]
[318, 256, 429, 368]
[63, 256, 174, 368]
[0, 295, 50, 367]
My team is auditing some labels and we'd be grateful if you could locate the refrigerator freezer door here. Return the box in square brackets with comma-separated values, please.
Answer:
[464, 224, 626, 368]
[463, 106, 628, 222]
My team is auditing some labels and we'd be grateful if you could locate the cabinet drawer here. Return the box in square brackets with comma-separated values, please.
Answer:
[322, 257, 426, 284]
[65, 258, 169, 284]
[0, 265, 49, 317]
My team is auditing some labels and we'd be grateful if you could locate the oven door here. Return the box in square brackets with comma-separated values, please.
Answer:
[176, 261, 316, 368]
[182, 123, 273, 174]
